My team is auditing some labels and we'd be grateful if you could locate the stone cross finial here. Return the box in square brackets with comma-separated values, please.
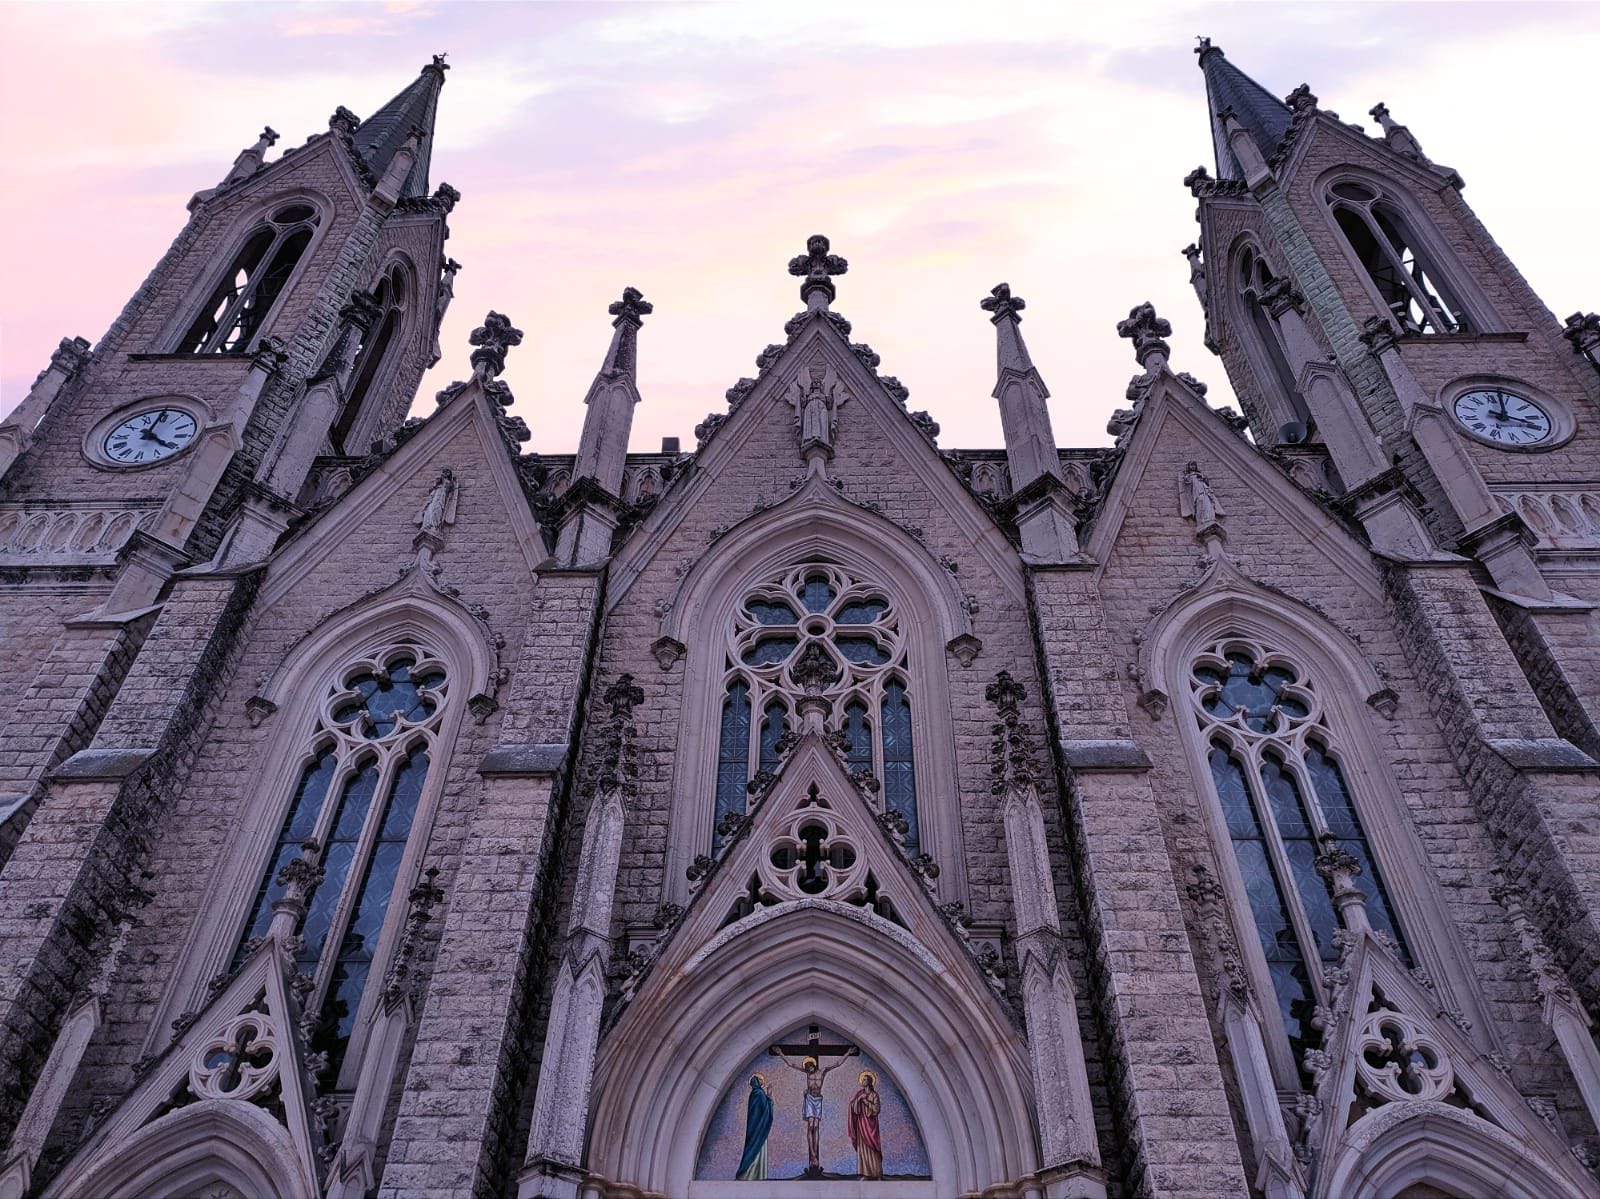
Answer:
[1369, 102, 1427, 162]
[469, 311, 523, 383]
[256, 126, 280, 150]
[1117, 302, 1172, 369]
[980, 283, 1026, 324]
[608, 286, 653, 328]
[603, 673, 645, 718]
[431, 52, 450, 70]
[788, 234, 848, 308]
[1194, 36, 1215, 57]
[329, 106, 361, 137]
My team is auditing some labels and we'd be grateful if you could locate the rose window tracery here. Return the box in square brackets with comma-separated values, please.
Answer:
[714, 565, 920, 854]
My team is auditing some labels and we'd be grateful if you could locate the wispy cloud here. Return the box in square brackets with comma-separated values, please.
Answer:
[2, 1, 1596, 452]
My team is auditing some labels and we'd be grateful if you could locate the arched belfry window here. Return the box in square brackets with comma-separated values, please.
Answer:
[1236, 246, 1311, 436]
[233, 644, 447, 1084]
[331, 265, 409, 454]
[713, 565, 919, 854]
[1326, 181, 1471, 335]
[179, 203, 320, 353]
[1190, 639, 1410, 1067]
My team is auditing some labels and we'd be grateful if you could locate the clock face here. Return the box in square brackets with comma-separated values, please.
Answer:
[102, 407, 198, 466]
[1451, 388, 1553, 447]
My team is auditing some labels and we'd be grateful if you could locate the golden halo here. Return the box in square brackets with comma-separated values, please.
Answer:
[859, 1070, 876, 1086]
[802, 1056, 818, 1070]
[750, 1072, 767, 1088]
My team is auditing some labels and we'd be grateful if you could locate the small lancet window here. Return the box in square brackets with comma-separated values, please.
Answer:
[233, 647, 448, 1086]
[331, 266, 409, 454]
[1236, 247, 1311, 439]
[1326, 181, 1471, 335]
[1191, 641, 1410, 1071]
[713, 565, 919, 854]
[179, 203, 321, 354]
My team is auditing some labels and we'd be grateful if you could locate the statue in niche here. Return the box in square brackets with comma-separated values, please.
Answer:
[849, 1070, 884, 1179]
[736, 1073, 774, 1181]
[771, 1040, 859, 1178]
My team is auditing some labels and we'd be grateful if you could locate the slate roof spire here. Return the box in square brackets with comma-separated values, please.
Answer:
[353, 55, 449, 200]
[1195, 38, 1291, 181]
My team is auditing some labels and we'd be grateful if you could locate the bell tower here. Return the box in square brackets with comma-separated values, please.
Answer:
[0, 58, 461, 604]
[1185, 38, 1600, 754]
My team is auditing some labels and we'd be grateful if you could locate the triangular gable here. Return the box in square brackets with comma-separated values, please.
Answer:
[256, 383, 547, 611]
[201, 133, 371, 216]
[46, 938, 324, 1199]
[605, 311, 1024, 611]
[1086, 371, 1383, 600]
[1276, 112, 1463, 200]
[1303, 927, 1593, 1197]
[632, 733, 1008, 1016]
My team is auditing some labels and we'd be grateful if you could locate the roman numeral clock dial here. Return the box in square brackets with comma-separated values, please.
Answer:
[101, 407, 199, 466]
[1451, 388, 1554, 448]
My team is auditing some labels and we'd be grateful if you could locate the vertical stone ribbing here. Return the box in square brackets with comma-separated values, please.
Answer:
[1028, 567, 1248, 1199]
[0, 571, 257, 1139]
[379, 571, 603, 1199]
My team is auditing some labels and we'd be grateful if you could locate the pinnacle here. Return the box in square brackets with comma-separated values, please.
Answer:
[351, 57, 449, 200]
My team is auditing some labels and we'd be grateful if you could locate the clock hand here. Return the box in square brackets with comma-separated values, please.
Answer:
[138, 429, 181, 450]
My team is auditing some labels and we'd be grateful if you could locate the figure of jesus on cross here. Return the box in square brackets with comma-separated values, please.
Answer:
[770, 1027, 859, 1178]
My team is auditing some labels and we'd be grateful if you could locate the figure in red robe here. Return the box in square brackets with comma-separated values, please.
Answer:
[848, 1070, 883, 1179]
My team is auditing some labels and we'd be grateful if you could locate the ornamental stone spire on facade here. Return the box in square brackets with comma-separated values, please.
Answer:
[979, 283, 1079, 564]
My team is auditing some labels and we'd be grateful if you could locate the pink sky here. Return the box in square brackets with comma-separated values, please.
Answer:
[2, 1, 1596, 451]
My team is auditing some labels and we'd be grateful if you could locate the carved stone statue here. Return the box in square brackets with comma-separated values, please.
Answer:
[430, 258, 460, 365]
[1179, 461, 1224, 528]
[416, 468, 458, 537]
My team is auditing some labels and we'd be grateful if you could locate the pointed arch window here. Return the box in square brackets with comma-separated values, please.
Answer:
[1236, 246, 1312, 438]
[712, 565, 919, 854]
[179, 203, 321, 353]
[331, 265, 410, 454]
[1190, 640, 1409, 1068]
[1326, 181, 1471, 335]
[233, 645, 447, 1085]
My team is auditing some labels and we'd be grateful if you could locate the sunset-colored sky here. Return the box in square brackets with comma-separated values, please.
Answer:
[2, 1, 1595, 451]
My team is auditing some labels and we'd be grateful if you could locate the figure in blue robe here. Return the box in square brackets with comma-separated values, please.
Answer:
[735, 1073, 773, 1180]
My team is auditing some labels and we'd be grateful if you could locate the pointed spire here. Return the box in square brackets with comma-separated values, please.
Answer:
[353, 55, 449, 200]
[1195, 38, 1291, 181]
[572, 288, 651, 500]
[600, 286, 653, 376]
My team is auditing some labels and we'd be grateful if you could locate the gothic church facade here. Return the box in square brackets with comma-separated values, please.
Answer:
[1, 42, 1598, 1199]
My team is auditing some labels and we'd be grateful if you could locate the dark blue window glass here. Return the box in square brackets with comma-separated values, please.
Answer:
[747, 600, 798, 625]
[758, 701, 787, 773]
[235, 746, 338, 961]
[1260, 753, 1340, 962]
[299, 758, 381, 968]
[881, 679, 918, 855]
[800, 575, 835, 613]
[835, 598, 888, 625]
[843, 700, 873, 772]
[314, 743, 430, 1078]
[1195, 654, 1306, 732]
[713, 681, 752, 850]
[1305, 741, 1411, 964]
[835, 636, 890, 665]
[1210, 743, 1317, 1064]
[333, 657, 442, 739]
[741, 637, 799, 666]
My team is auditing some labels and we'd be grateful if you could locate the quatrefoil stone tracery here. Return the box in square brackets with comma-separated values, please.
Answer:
[190, 1011, 281, 1101]
[1355, 1008, 1454, 1104]
[1190, 638, 1322, 747]
[756, 806, 868, 904]
[322, 645, 449, 745]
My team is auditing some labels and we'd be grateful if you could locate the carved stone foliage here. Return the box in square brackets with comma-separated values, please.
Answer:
[787, 233, 848, 305]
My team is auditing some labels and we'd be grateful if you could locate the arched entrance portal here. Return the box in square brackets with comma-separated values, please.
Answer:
[586, 903, 1040, 1197]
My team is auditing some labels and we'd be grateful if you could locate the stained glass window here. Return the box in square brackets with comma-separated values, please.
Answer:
[233, 646, 448, 1086]
[717, 566, 918, 854]
[1191, 640, 1411, 1069]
